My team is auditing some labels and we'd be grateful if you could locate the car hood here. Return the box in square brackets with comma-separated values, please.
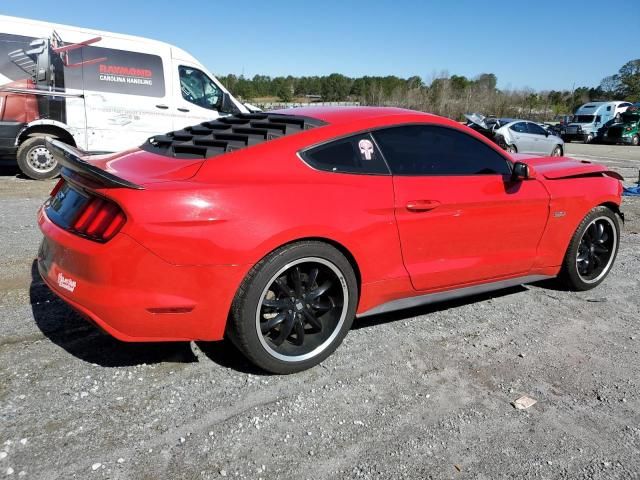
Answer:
[511, 154, 623, 180]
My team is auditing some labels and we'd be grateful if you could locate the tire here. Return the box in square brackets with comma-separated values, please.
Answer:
[632, 134, 639, 146]
[551, 145, 563, 157]
[506, 144, 517, 154]
[16, 134, 61, 180]
[227, 241, 358, 374]
[585, 133, 594, 144]
[558, 206, 620, 291]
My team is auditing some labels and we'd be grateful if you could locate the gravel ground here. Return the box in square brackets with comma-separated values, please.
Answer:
[1, 145, 639, 479]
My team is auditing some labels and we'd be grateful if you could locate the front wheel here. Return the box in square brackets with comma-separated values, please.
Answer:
[16, 134, 61, 180]
[632, 134, 639, 146]
[506, 144, 517, 154]
[559, 206, 620, 291]
[227, 241, 358, 374]
[551, 145, 563, 157]
[585, 133, 594, 144]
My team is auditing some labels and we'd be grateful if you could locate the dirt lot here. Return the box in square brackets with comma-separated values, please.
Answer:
[1, 144, 639, 479]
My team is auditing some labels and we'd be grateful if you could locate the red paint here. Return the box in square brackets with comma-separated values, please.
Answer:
[37, 107, 623, 342]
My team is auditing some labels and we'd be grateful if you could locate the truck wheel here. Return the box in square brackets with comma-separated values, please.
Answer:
[16, 135, 61, 180]
[632, 134, 639, 146]
[585, 133, 594, 144]
[227, 241, 358, 374]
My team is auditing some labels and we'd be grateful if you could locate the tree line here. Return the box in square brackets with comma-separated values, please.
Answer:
[218, 59, 640, 121]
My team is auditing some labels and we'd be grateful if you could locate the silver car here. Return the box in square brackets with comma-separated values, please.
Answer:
[494, 120, 564, 156]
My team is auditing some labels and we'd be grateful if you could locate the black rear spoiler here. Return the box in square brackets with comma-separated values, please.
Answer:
[46, 137, 144, 190]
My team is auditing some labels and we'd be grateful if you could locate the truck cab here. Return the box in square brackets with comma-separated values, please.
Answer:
[603, 106, 640, 146]
[563, 101, 633, 143]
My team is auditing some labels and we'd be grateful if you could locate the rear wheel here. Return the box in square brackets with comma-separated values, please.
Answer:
[227, 241, 358, 374]
[551, 145, 563, 157]
[559, 206, 620, 291]
[632, 134, 639, 146]
[506, 144, 517, 154]
[16, 134, 61, 180]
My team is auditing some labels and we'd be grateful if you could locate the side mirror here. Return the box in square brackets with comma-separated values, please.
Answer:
[512, 161, 534, 180]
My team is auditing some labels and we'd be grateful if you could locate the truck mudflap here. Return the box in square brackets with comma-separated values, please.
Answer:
[45, 138, 144, 190]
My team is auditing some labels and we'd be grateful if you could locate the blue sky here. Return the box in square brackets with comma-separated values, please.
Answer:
[1, 0, 638, 91]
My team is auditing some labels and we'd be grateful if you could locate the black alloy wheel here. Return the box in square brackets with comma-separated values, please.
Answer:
[256, 257, 348, 362]
[576, 217, 617, 284]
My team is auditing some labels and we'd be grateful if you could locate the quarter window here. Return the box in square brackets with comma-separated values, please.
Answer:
[373, 125, 511, 176]
[179, 66, 222, 110]
[302, 133, 389, 174]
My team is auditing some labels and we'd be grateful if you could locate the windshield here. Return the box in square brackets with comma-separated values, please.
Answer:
[621, 112, 640, 124]
[573, 115, 594, 123]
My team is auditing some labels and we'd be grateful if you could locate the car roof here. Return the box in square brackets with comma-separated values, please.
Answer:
[268, 106, 430, 125]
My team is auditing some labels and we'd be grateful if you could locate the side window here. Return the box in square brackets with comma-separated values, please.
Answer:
[373, 125, 511, 176]
[596, 115, 602, 123]
[606, 106, 611, 111]
[526, 123, 547, 135]
[301, 133, 389, 175]
[510, 122, 528, 133]
[179, 66, 222, 110]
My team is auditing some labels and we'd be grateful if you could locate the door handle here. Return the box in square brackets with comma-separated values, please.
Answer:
[177, 107, 190, 112]
[155, 104, 169, 109]
[406, 200, 441, 212]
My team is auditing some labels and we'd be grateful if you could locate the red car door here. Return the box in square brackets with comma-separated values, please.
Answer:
[373, 125, 549, 292]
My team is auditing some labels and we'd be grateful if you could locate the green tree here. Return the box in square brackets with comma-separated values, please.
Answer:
[321, 73, 352, 101]
[617, 59, 640, 101]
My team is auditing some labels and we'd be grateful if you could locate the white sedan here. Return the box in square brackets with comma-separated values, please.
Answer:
[495, 120, 564, 156]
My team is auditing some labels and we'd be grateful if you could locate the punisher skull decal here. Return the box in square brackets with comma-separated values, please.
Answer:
[358, 138, 375, 160]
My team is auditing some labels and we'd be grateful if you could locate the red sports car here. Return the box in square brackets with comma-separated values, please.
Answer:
[38, 107, 623, 373]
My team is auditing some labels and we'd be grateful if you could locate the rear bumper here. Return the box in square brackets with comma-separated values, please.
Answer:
[37, 207, 249, 342]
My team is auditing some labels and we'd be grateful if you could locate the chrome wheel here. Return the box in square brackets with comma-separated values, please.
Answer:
[552, 146, 562, 157]
[506, 144, 517, 154]
[255, 257, 348, 362]
[27, 145, 57, 173]
[576, 217, 617, 284]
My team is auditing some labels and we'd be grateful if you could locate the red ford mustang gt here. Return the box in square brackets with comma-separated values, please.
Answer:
[37, 107, 624, 373]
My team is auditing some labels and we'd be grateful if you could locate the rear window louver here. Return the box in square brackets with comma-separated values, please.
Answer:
[141, 112, 327, 159]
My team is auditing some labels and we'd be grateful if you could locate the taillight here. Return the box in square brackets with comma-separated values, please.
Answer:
[72, 196, 126, 242]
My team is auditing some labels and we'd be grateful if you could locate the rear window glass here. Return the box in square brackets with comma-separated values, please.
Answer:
[302, 133, 389, 175]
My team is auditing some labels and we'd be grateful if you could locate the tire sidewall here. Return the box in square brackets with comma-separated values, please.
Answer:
[16, 135, 61, 180]
[229, 242, 358, 374]
[562, 206, 620, 291]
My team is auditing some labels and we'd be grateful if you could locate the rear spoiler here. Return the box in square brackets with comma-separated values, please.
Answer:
[46, 138, 144, 190]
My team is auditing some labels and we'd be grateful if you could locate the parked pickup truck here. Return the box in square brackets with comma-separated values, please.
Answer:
[603, 106, 640, 146]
